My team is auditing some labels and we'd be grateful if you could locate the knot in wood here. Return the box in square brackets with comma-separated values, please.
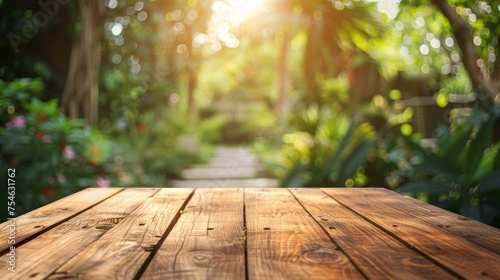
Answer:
[301, 248, 340, 264]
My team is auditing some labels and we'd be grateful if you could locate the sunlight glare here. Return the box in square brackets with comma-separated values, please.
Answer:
[111, 23, 123, 36]
[227, 0, 263, 26]
[205, 0, 262, 51]
[367, 0, 401, 19]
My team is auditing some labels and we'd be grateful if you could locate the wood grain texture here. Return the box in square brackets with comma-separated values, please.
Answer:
[46, 188, 194, 280]
[0, 188, 157, 280]
[0, 188, 123, 252]
[2, 187, 499, 279]
[364, 188, 500, 254]
[290, 188, 454, 280]
[323, 188, 500, 279]
[142, 188, 246, 280]
[245, 188, 364, 279]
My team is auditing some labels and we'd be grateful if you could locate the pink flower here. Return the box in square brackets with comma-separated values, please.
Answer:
[63, 145, 75, 159]
[57, 173, 66, 183]
[96, 176, 110, 188]
[6, 116, 27, 129]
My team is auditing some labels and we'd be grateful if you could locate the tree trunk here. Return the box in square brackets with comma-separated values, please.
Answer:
[61, 0, 104, 125]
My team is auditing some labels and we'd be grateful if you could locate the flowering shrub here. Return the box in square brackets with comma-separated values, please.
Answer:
[0, 79, 116, 219]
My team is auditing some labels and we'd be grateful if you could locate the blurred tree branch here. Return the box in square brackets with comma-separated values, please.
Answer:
[431, 0, 499, 109]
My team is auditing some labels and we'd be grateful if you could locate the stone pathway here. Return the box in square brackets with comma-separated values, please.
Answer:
[170, 146, 279, 188]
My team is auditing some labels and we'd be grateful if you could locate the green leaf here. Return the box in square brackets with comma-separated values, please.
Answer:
[475, 170, 500, 196]
[411, 165, 460, 183]
[402, 135, 432, 156]
[402, 136, 459, 181]
[465, 112, 494, 175]
[400, 180, 452, 195]
[280, 162, 306, 188]
[493, 144, 500, 171]
[316, 121, 356, 184]
[492, 103, 500, 119]
[440, 127, 472, 164]
[336, 139, 377, 184]
[466, 107, 489, 128]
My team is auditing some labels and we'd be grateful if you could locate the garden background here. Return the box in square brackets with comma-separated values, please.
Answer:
[1, 0, 500, 227]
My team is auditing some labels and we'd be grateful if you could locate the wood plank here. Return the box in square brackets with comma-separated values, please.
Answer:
[245, 188, 364, 279]
[323, 188, 500, 279]
[368, 188, 500, 254]
[142, 188, 246, 279]
[46, 188, 194, 280]
[0, 188, 158, 280]
[290, 188, 454, 279]
[0, 188, 123, 252]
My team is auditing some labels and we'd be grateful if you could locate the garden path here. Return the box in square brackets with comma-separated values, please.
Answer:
[170, 146, 279, 188]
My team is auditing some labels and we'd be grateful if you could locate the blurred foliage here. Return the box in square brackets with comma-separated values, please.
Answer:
[195, 39, 278, 143]
[98, 0, 221, 185]
[0, 78, 117, 220]
[241, 0, 380, 105]
[397, 106, 500, 226]
[394, 1, 499, 104]
[270, 105, 378, 187]
[250, 0, 500, 227]
[400, 0, 499, 69]
[0, 1, 79, 98]
[1, 0, 500, 227]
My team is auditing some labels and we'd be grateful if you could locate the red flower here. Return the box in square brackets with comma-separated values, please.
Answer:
[9, 157, 16, 168]
[37, 113, 48, 123]
[35, 130, 44, 140]
[137, 123, 146, 134]
[42, 186, 56, 197]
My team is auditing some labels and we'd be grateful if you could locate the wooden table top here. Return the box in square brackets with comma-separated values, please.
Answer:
[1, 188, 499, 279]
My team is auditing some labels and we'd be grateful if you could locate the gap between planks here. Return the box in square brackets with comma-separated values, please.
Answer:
[140, 188, 246, 279]
[133, 188, 196, 280]
[244, 188, 364, 279]
[3, 188, 497, 280]
[0, 188, 159, 280]
[289, 188, 455, 280]
[0, 188, 125, 254]
[45, 188, 195, 280]
[321, 188, 500, 279]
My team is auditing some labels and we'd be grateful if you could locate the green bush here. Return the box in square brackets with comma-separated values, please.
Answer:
[397, 107, 500, 225]
[0, 78, 116, 221]
[197, 114, 227, 144]
[268, 105, 378, 187]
